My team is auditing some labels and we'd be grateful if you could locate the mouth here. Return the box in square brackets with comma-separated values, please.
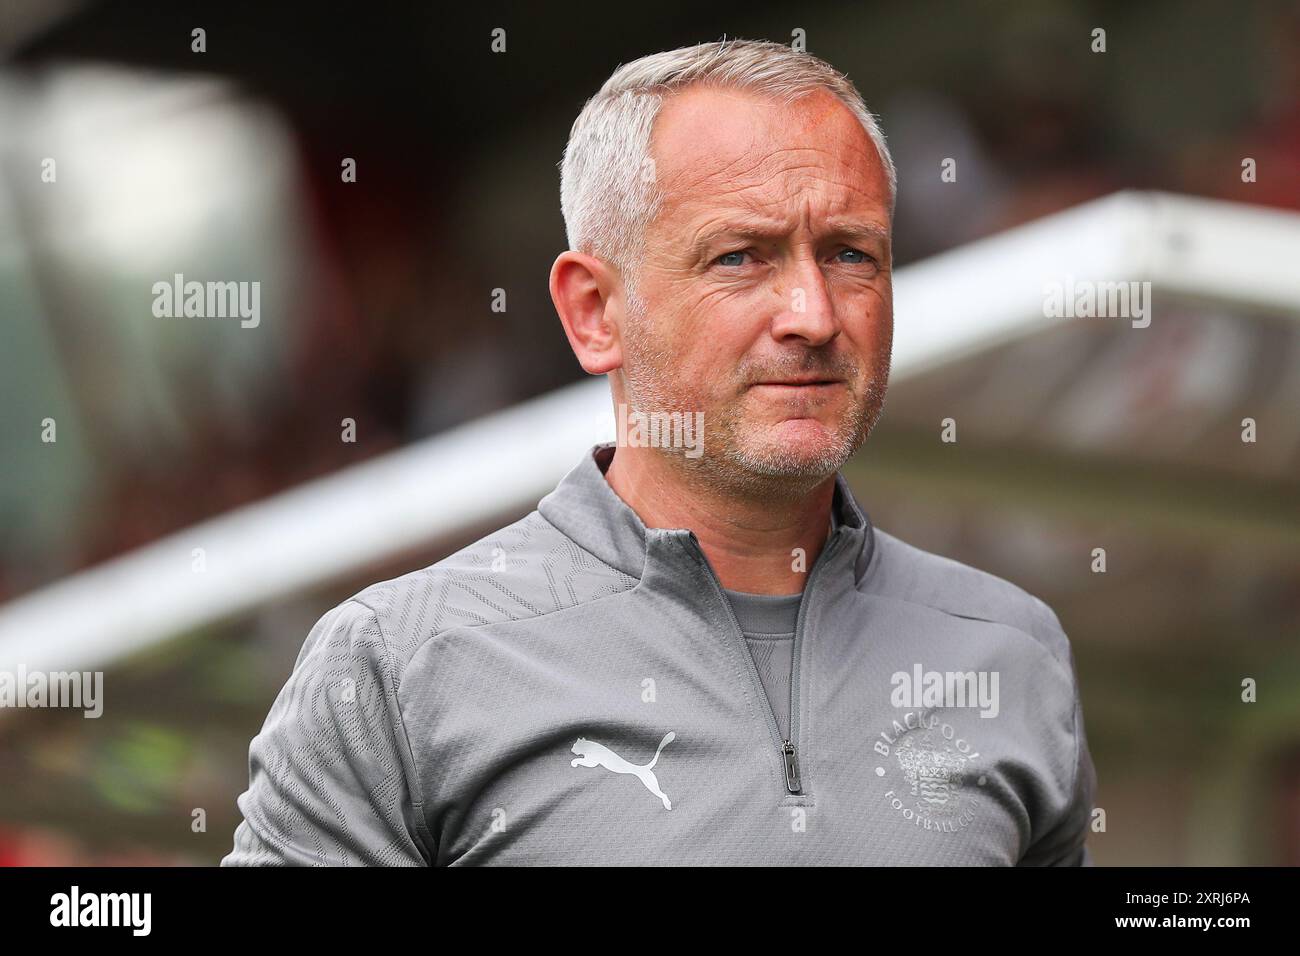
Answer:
[749, 378, 843, 390]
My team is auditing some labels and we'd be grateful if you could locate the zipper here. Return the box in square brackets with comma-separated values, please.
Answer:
[781, 739, 801, 792]
[684, 528, 844, 796]
[785, 530, 842, 795]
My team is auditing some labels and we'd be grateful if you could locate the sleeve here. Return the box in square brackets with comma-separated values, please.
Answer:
[221, 599, 435, 866]
[1017, 615, 1098, 867]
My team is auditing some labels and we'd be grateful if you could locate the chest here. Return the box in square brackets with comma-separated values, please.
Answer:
[409, 598, 1050, 866]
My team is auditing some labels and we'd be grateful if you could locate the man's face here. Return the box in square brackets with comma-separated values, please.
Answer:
[618, 84, 893, 492]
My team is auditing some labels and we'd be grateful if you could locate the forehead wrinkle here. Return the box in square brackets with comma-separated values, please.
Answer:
[683, 170, 886, 236]
[676, 149, 881, 219]
[688, 207, 889, 256]
[651, 121, 890, 251]
[674, 163, 874, 223]
[657, 118, 851, 196]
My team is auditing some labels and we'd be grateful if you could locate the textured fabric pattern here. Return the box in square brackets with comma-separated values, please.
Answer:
[224, 509, 637, 865]
[226, 601, 430, 865]
[742, 635, 794, 742]
[223, 442, 1097, 866]
[722, 587, 800, 743]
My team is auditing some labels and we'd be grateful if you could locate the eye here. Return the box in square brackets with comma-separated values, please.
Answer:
[836, 247, 875, 265]
[713, 249, 751, 267]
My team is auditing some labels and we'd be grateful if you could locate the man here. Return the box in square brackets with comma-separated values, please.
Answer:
[223, 38, 1096, 866]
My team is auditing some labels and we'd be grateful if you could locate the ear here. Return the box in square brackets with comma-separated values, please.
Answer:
[549, 250, 626, 376]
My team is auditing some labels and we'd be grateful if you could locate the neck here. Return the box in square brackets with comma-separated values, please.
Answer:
[602, 444, 836, 595]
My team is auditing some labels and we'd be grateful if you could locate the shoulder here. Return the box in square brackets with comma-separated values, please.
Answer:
[865, 526, 1073, 673]
[338, 509, 638, 670]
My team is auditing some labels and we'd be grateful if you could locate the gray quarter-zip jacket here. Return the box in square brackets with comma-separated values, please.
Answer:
[223, 442, 1096, 866]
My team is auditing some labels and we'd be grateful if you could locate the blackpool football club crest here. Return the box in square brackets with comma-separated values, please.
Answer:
[872, 708, 987, 834]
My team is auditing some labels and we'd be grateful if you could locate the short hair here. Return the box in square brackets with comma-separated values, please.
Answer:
[558, 38, 896, 307]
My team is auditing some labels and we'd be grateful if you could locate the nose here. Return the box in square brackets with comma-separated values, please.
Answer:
[770, 254, 840, 347]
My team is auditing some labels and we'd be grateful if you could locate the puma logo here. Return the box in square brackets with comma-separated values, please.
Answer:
[570, 732, 676, 810]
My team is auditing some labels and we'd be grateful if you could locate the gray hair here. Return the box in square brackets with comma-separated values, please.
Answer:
[558, 38, 896, 307]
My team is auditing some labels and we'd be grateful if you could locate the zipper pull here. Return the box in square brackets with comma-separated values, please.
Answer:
[782, 739, 802, 793]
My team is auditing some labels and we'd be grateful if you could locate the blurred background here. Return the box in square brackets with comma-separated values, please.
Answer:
[0, 0, 1297, 865]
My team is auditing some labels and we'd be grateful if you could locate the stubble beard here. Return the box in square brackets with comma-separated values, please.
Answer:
[618, 295, 892, 502]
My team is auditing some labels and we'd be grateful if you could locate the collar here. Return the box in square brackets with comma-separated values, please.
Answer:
[538, 442, 876, 587]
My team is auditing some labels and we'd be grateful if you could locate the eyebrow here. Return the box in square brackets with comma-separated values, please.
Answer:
[690, 215, 890, 259]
